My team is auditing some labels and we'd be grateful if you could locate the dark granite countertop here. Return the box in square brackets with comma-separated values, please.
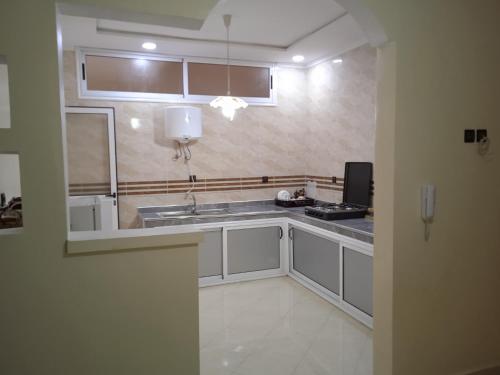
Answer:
[138, 200, 374, 244]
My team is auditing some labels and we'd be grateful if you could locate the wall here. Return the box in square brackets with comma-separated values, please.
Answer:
[0, 1, 214, 374]
[63, 45, 377, 228]
[306, 46, 377, 179]
[367, 1, 500, 374]
[372, 42, 396, 375]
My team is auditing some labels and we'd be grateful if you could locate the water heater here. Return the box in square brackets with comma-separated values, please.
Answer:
[164, 106, 202, 143]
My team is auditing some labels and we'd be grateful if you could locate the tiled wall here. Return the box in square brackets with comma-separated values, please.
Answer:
[63, 45, 376, 228]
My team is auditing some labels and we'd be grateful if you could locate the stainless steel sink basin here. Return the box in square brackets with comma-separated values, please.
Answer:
[157, 208, 284, 221]
[158, 208, 230, 219]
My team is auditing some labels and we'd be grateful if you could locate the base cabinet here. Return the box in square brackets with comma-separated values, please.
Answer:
[291, 227, 340, 295]
[227, 226, 281, 274]
[289, 222, 373, 326]
[194, 218, 373, 327]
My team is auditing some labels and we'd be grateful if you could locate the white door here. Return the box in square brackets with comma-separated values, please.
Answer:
[64, 107, 118, 231]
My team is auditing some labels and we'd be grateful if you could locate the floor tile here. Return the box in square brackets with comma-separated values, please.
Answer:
[200, 341, 256, 375]
[200, 276, 373, 375]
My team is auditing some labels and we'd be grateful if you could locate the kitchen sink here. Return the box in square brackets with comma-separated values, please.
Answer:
[158, 208, 230, 219]
[156, 208, 284, 220]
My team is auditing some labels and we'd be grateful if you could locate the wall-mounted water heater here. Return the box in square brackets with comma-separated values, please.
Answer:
[164, 106, 202, 143]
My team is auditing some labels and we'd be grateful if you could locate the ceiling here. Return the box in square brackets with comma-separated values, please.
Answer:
[61, 0, 368, 67]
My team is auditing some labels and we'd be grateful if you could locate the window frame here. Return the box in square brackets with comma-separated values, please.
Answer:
[182, 57, 277, 106]
[76, 48, 277, 106]
[76, 48, 185, 102]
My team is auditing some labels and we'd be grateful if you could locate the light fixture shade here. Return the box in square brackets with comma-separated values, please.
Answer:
[210, 96, 248, 121]
[164, 106, 202, 143]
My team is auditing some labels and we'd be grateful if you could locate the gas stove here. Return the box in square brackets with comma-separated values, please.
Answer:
[305, 203, 368, 221]
[304, 162, 372, 221]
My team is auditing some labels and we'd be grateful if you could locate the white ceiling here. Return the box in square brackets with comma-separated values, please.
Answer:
[61, 0, 368, 66]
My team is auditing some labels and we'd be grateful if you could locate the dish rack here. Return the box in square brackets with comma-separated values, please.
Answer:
[275, 198, 315, 208]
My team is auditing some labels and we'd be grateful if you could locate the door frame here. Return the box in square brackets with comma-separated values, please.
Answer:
[63, 106, 119, 230]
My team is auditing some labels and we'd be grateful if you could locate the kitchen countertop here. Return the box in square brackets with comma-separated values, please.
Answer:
[139, 200, 374, 244]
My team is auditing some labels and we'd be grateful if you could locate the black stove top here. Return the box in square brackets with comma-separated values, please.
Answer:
[305, 203, 368, 221]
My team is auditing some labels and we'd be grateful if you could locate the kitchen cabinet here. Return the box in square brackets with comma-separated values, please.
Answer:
[343, 247, 373, 316]
[198, 228, 223, 278]
[290, 226, 340, 295]
[227, 226, 282, 274]
[288, 220, 373, 327]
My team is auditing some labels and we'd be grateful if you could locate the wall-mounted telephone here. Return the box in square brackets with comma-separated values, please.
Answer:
[421, 184, 436, 241]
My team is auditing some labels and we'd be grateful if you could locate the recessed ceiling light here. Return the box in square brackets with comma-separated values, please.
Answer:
[142, 42, 157, 50]
[292, 55, 305, 63]
[333, 58, 343, 64]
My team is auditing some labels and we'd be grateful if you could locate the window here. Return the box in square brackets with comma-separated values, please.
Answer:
[0, 55, 11, 129]
[77, 49, 276, 105]
[187, 62, 272, 99]
[78, 50, 184, 101]
[0, 153, 22, 232]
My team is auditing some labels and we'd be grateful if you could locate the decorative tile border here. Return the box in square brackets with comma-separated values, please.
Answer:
[113, 175, 345, 197]
[69, 175, 346, 197]
[69, 182, 111, 196]
[305, 175, 344, 192]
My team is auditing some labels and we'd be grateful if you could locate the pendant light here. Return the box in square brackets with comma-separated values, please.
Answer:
[210, 14, 248, 121]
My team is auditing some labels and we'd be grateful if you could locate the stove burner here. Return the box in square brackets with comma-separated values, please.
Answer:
[305, 203, 367, 220]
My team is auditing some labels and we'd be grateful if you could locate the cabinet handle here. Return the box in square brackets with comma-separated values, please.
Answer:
[279, 227, 283, 239]
[288, 227, 293, 240]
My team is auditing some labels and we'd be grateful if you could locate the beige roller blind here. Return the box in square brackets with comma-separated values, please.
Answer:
[188, 63, 270, 98]
[85, 55, 183, 94]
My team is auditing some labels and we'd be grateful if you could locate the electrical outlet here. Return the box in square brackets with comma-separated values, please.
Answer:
[464, 129, 475, 143]
[262, 176, 269, 183]
[189, 175, 197, 182]
[477, 129, 488, 142]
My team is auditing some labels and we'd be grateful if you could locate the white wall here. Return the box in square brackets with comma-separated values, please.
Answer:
[368, 1, 500, 374]
[0, 153, 21, 201]
[0, 62, 10, 129]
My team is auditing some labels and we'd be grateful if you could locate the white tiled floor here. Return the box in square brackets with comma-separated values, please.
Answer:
[199, 276, 372, 375]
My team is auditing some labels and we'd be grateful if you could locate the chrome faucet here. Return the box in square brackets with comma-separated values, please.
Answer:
[186, 192, 197, 214]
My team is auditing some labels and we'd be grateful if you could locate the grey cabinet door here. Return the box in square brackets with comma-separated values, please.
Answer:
[292, 227, 340, 295]
[227, 226, 281, 274]
[198, 229, 223, 278]
[343, 247, 373, 316]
